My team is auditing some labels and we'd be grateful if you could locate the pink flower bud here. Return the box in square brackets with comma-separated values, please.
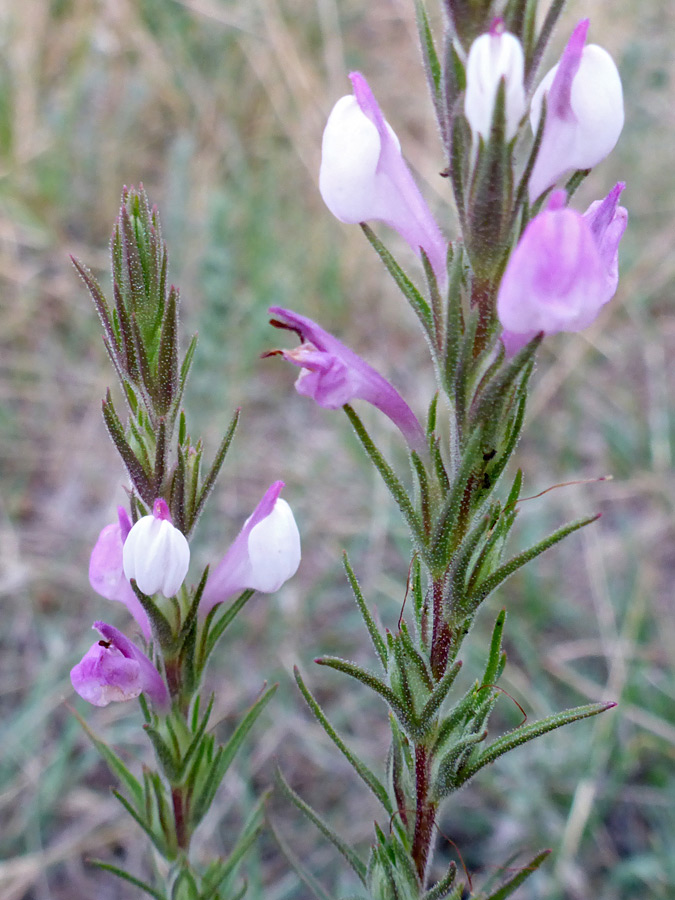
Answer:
[497, 186, 627, 349]
[122, 499, 190, 597]
[70, 622, 168, 708]
[319, 72, 447, 279]
[465, 22, 526, 141]
[89, 507, 151, 639]
[529, 20, 624, 200]
[201, 481, 301, 614]
[268, 306, 426, 454]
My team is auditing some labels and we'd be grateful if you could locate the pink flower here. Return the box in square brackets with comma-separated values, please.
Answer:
[497, 185, 627, 350]
[89, 507, 151, 640]
[529, 20, 624, 201]
[70, 621, 168, 708]
[122, 499, 190, 598]
[319, 72, 447, 279]
[201, 482, 301, 614]
[268, 306, 426, 454]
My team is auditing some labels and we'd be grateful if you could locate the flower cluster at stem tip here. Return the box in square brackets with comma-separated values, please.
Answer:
[318, 17, 626, 350]
[72, 486, 301, 707]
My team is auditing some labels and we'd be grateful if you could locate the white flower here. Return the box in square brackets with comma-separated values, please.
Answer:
[529, 19, 624, 200]
[465, 25, 526, 141]
[122, 499, 190, 597]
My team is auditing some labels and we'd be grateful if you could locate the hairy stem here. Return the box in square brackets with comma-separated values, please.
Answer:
[412, 744, 437, 886]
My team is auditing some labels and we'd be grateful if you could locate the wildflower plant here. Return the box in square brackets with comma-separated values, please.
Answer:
[70, 186, 301, 898]
[266, 3, 627, 899]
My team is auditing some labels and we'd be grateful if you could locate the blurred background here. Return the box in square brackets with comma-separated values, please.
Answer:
[1, 0, 674, 897]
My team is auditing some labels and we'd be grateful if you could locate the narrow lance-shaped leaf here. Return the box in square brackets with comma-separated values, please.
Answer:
[468, 513, 600, 610]
[131, 581, 174, 648]
[457, 701, 616, 785]
[482, 609, 507, 687]
[429, 424, 484, 569]
[360, 223, 434, 340]
[171, 332, 198, 422]
[268, 815, 337, 900]
[315, 655, 411, 728]
[199, 800, 265, 900]
[421, 247, 444, 355]
[87, 861, 167, 900]
[294, 666, 393, 814]
[112, 789, 171, 857]
[69, 708, 143, 808]
[275, 769, 368, 884]
[343, 405, 425, 549]
[343, 552, 388, 669]
[525, 0, 567, 89]
[191, 407, 241, 530]
[412, 450, 433, 537]
[156, 285, 179, 416]
[484, 849, 551, 900]
[101, 390, 154, 503]
[71, 257, 118, 351]
[423, 862, 457, 900]
[443, 242, 466, 392]
[191, 684, 277, 824]
[418, 660, 463, 727]
[415, 0, 442, 110]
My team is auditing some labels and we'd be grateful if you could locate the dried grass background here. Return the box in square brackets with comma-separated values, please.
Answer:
[1, 0, 674, 898]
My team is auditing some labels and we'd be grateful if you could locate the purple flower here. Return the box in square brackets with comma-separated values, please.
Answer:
[465, 21, 526, 142]
[201, 481, 301, 615]
[497, 186, 627, 350]
[70, 621, 168, 708]
[268, 306, 426, 454]
[89, 507, 151, 640]
[122, 499, 190, 598]
[319, 71, 447, 279]
[529, 20, 624, 201]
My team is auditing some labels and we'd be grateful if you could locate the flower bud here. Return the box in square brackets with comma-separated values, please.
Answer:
[201, 482, 301, 614]
[497, 187, 627, 350]
[319, 71, 447, 279]
[70, 622, 168, 708]
[529, 19, 624, 200]
[122, 498, 190, 597]
[89, 506, 151, 639]
[465, 22, 526, 141]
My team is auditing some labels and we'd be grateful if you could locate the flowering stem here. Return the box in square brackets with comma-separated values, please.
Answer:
[430, 578, 451, 680]
[470, 274, 497, 360]
[412, 744, 437, 885]
[171, 786, 190, 852]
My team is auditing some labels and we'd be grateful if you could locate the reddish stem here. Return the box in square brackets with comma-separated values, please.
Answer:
[430, 579, 451, 679]
[172, 786, 190, 851]
[411, 745, 437, 885]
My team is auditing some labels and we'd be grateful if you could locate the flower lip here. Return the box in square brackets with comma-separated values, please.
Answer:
[122, 500, 190, 597]
[70, 621, 168, 708]
[268, 306, 426, 453]
[528, 19, 624, 200]
[319, 71, 447, 280]
[497, 184, 627, 351]
[88, 507, 151, 639]
[200, 480, 301, 613]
